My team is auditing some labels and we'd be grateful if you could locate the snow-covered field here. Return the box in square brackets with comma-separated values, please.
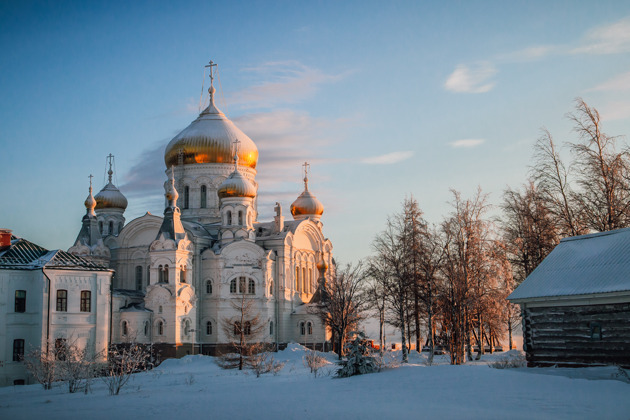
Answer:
[0, 345, 628, 420]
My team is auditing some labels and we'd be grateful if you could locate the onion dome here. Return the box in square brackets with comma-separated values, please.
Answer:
[316, 260, 328, 271]
[84, 176, 97, 217]
[218, 150, 256, 199]
[95, 167, 128, 210]
[164, 84, 258, 169]
[290, 163, 324, 220]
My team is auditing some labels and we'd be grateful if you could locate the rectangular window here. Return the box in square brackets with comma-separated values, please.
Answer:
[56, 289, 67, 312]
[135, 266, 143, 291]
[15, 290, 26, 313]
[13, 339, 25, 362]
[80, 291, 91, 312]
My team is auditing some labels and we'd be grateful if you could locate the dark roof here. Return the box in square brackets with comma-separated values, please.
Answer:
[509, 227, 630, 301]
[0, 238, 109, 271]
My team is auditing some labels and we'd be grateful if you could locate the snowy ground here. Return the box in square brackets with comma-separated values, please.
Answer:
[0, 345, 628, 420]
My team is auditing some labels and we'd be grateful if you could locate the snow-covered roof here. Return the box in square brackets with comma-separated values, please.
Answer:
[0, 238, 109, 271]
[508, 227, 630, 301]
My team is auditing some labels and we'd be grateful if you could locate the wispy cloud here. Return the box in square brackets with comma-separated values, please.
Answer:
[228, 61, 349, 109]
[598, 101, 630, 121]
[360, 151, 414, 164]
[497, 45, 558, 62]
[571, 17, 630, 55]
[444, 63, 497, 93]
[588, 71, 630, 92]
[450, 139, 485, 148]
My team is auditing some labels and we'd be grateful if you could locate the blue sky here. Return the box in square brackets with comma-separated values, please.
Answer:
[2, 0, 630, 263]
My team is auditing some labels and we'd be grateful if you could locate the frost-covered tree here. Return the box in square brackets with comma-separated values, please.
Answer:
[336, 332, 378, 378]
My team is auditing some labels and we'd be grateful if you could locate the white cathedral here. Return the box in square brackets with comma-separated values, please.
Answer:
[67, 65, 334, 358]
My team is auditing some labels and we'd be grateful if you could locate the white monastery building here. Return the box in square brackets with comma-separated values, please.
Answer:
[68, 63, 334, 358]
[0, 63, 334, 386]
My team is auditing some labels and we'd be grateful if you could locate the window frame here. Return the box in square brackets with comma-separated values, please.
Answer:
[13, 339, 25, 362]
[135, 265, 143, 291]
[206, 321, 212, 335]
[56, 289, 67, 312]
[14, 290, 26, 313]
[80, 290, 91, 312]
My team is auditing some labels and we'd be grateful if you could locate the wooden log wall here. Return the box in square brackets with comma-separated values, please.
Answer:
[522, 302, 630, 368]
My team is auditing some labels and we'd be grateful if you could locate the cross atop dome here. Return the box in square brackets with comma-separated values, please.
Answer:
[106, 153, 115, 183]
[205, 60, 218, 104]
[302, 161, 310, 191]
[233, 139, 241, 170]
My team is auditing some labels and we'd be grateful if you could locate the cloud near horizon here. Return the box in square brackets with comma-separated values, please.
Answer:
[444, 63, 497, 93]
[450, 139, 485, 148]
[360, 151, 414, 164]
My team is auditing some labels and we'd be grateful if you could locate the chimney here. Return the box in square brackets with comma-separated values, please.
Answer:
[0, 228, 12, 248]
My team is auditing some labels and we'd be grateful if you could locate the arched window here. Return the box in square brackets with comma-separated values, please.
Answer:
[99, 221, 103, 234]
[144, 321, 149, 336]
[230, 279, 237, 293]
[200, 185, 207, 208]
[158, 265, 164, 283]
[184, 186, 190, 209]
[122, 321, 128, 337]
[244, 321, 251, 335]
[302, 267, 307, 293]
[206, 321, 212, 335]
[307, 322, 313, 335]
[180, 265, 186, 283]
[234, 321, 241, 335]
[184, 319, 190, 335]
[269, 281, 273, 296]
[300, 321, 305, 335]
[238, 211, 243, 225]
[239, 277, 246, 294]
[269, 321, 274, 335]
[248, 279, 255, 294]
[109, 221, 114, 235]
[308, 268, 312, 292]
[206, 280, 212, 294]
[147, 266, 151, 286]
[135, 266, 143, 291]
[227, 211, 232, 225]
[157, 321, 164, 335]
[163, 265, 169, 283]
[295, 266, 300, 291]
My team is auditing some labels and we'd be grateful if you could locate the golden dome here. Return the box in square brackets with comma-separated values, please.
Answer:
[290, 190, 324, 220]
[164, 90, 258, 169]
[95, 182, 128, 210]
[218, 170, 257, 199]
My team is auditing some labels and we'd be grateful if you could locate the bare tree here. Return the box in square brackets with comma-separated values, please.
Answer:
[314, 261, 367, 359]
[501, 181, 559, 284]
[220, 292, 266, 370]
[372, 220, 412, 363]
[23, 343, 58, 390]
[54, 338, 100, 394]
[531, 129, 586, 237]
[365, 257, 389, 354]
[102, 342, 152, 395]
[569, 98, 630, 232]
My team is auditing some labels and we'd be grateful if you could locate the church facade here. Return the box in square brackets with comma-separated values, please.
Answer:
[68, 67, 334, 357]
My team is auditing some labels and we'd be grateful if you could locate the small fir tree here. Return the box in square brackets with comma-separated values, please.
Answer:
[336, 332, 378, 378]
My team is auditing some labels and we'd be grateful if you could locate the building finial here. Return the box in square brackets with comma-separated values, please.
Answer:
[233, 139, 241, 171]
[106, 153, 114, 183]
[302, 161, 310, 191]
[165, 166, 179, 208]
[205, 60, 218, 105]
[85, 174, 96, 217]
